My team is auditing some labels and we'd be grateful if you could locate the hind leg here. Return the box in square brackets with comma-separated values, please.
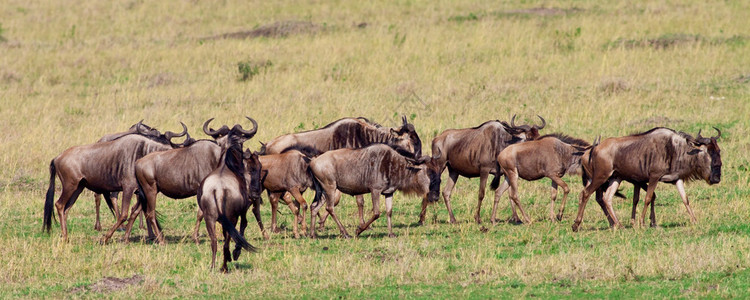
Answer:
[233, 212, 248, 261]
[269, 192, 282, 233]
[251, 199, 269, 240]
[56, 183, 85, 241]
[94, 193, 102, 231]
[549, 176, 569, 221]
[100, 187, 136, 244]
[506, 170, 531, 224]
[204, 215, 218, 270]
[490, 176, 509, 224]
[441, 169, 459, 224]
[474, 169, 490, 224]
[192, 206, 203, 244]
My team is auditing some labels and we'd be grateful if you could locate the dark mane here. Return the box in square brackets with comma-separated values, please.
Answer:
[108, 131, 173, 145]
[629, 127, 676, 137]
[281, 145, 322, 157]
[472, 120, 502, 130]
[224, 144, 247, 200]
[540, 133, 590, 147]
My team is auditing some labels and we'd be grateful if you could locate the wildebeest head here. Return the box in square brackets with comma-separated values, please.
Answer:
[689, 128, 722, 184]
[243, 150, 265, 204]
[390, 116, 423, 158]
[409, 152, 442, 203]
[203, 117, 259, 148]
[136, 120, 189, 147]
[504, 114, 546, 141]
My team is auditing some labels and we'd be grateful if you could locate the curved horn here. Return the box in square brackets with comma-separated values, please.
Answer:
[203, 118, 220, 136]
[697, 129, 703, 140]
[535, 115, 546, 129]
[164, 122, 188, 140]
[510, 114, 517, 127]
[235, 116, 258, 137]
[135, 120, 151, 136]
[432, 147, 442, 160]
[712, 127, 721, 139]
[402, 115, 408, 126]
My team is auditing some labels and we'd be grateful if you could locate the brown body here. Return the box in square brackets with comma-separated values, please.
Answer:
[308, 144, 441, 238]
[44, 126, 186, 241]
[263, 116, 423, 230]
[495, 134, 590, 223]
[130, 117, 261, 245]
[197, 144, 264, 272]
[572, 127, 722, 232]
[258, 150, 314, 238]
[425, 116, 545, 224]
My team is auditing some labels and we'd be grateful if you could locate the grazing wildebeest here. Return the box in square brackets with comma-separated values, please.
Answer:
[92, 121, 161, 231]
[571, 127, 722, 232]
[257, 149, 315, 238]
[126, 117, 263, 245]
[423, 115, 546, 225]
[262, 116, 423, 229]
[44, 123, 188, 241]
[308, 144, 441, 238]
[493, 133, 591, 224]
[197, 144, 263, 272]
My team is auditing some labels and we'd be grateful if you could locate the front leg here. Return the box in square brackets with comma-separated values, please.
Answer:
[384, 194, 395, 238]
[675, 179, 696, 224]
[356, 191, 382, 236]
[474, 169, 490, 224]
[490, 175, 509, 224]
[251, 201, 269, 240]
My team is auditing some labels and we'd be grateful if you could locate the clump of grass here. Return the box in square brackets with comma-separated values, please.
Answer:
[604, 34, 748, 50]
[237, 60, 272, 81]
[448, 12, 480, 23]
[0, 23, 6, 42]
[598, 78, 629, 95]
[553, 27, 581, 52]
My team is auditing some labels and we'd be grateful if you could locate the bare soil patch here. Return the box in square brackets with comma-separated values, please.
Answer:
[503, 7, 582, 16]
[204, 21, 320, 41]
[69, 275, 143, 294]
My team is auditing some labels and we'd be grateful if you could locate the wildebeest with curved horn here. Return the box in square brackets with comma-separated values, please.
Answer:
[572, 127, 722, 232]
[309, 144, 441, 238]
[197, 143, 263, 272]
[44, 122, 188, 241]
[423, 115, 546, 224]
[493, 133, 591, 224]
[262, 116, 423, 229]
[120, 117, 264, 245]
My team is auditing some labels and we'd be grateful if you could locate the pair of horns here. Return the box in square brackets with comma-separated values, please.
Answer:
[203, 117, 258, 138]
[136, 120, 187, 141]
[510, 114, 546, 129]
[697, 127, 722, 140]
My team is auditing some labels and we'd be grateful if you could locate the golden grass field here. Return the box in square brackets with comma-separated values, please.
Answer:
[1, 0, 749, 298]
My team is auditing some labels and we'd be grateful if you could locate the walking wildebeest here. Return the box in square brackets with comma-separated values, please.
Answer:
[571, 127, 722, 232]
[126, 117, 264, 245]
[423, 115, 546, 225]
[493, 133, 591, 224]
[262, 116, 423, 229]
[44, 123, 188, 241]
[197, 144, 263, 272]
[92, 121, 162, 231]
[308, 144, 441, 238]
[258, 149, 315, 238]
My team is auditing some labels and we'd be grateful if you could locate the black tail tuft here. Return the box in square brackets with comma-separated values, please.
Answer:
[44, 160, 57, 233]
[489, 174, 501, 190]
[217, 214, 257, 253]
[103, 192, 116, 217]
[309, 167, 325, 208]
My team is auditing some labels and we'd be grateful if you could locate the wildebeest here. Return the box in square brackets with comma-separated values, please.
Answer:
[44, 123, 188, 241]
[572, 127, 722, 232]
[423, 115, 546, 224]
[197, 144, 263, 272]
[257, 149, 315, 238]
[493, 133, 591, 224]
[262, 116, 423, 229]
[123, 117, 262, 245]
[308, 144, 441, 238]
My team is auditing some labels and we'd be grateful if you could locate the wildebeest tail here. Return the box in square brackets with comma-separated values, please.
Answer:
[103, 192, 116, 217]
[309, 168, 325, 208]
[217, 214, 257, 253]
[490, 174, 502, 190]
[44, 159, 57, 233]
[282, 145, 322, 157]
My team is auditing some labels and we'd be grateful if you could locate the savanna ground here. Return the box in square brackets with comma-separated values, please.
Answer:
[1, 0, 749, 298]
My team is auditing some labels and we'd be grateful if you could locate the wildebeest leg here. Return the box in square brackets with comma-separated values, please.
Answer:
[418, 197, 429, 226]
[602, 180, 623, 229]
[192, 207, 203, 244]
[56, 182, 84, 242]
[649, 192, 657, 227]
[441, 169, 459, 224]
[474, 169, 491, 224]
[631, 186, 641, 226]
[550, 176, 569, 221]
[222, 229, 231, 273]
[232, 211, 247, 261]
[288, 189, 308, 238]
[250, 201, 270, 240]
[269, 191, 282, 233]
[94, 193, 102, 231]
[122, 203, 143, 243]
[639, 178, 659, 228]
[385, 194, 395, 238]
[572, 176, 609, 232]
[316, 190, 341, 229]
[548, 180, 559, 222]
[204, 214, 218, 270]
[490, 176, 509, 225]
[355, 195, 366, 228]
[357, 191, 382, 236]
[326, 186, 351, 238]
[506, 171, 531, 224]
[100, 187, 136, 244]
[593, 187, 614, 226]
[675, 179, 697, 225]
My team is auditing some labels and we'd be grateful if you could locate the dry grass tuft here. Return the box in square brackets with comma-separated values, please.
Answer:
[69, 275, 143, 294]
[598, 78, 630, 95]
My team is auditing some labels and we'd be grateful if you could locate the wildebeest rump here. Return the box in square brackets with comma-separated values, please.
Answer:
[424, 115, 546, 224]
[197, 144, 264, 272]
[44, 123, 188, 241]
[494, 133, 590, 223]
[309, 144, 441, 238]
[572, 127, 722, 232]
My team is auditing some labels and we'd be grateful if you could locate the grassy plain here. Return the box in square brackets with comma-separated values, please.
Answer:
[1, 0, 750, 298]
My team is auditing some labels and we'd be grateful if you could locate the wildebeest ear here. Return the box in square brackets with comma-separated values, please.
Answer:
[572, 151, 585, 156]
[687, 148, 702, 155]
[243, 149, 253, 159]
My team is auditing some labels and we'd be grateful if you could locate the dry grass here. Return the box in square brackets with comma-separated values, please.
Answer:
[1, 0, 749, 298]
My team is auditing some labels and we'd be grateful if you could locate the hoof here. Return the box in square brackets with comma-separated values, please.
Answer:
[556, 215, 564, 222]
[232, 248, 242, 261]
[342, 234, 352, 239]
[94, 225, 102, 231]
[272, 227, 282, 233]
[571, 224, 580, 232]
[449, 218, 457, 224]
[388, 233, 396, 238]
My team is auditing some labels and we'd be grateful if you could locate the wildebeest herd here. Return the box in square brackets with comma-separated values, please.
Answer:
[44, 115, 723, 271]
